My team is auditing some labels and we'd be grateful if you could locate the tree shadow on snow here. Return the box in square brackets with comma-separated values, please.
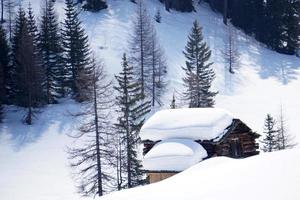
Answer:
[0, 100, 79, 151]
[240, 36, 300, 85]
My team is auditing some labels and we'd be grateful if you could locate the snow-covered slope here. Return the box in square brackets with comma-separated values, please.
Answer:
[1, 0, 300, 200]
[101, 149, 300, 200]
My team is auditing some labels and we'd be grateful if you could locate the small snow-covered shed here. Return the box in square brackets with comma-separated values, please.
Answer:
[141, 108, 260, 183]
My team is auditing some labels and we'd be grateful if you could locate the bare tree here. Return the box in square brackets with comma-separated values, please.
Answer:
[222, 23, 239, 74]
[68, 58, 114, 197]
[5, 0, 16, 41]
[276, 105, 297, 150]
[16, 23, 45, 125]
[129, 0, 153, 96]
[148, 28, 167, 107]
[1, 0, 5, 23]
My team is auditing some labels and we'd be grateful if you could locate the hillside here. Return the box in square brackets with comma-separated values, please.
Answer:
[0, 0, 300, 200]
[101, 149, 300, 200]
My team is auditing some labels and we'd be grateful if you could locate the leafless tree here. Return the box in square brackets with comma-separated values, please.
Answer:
[68, 58, 114, 197]
[5, 0, 16, 41]
[276, 105, 297, 150]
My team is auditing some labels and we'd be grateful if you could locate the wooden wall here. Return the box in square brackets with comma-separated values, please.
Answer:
[148, 172, 177, 183]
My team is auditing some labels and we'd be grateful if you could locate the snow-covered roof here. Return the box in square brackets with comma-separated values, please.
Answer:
[140, 108, 234, 142]
[143, 139, 208, 172]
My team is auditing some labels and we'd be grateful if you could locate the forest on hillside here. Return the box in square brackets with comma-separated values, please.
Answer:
[0, 0, 299, 198]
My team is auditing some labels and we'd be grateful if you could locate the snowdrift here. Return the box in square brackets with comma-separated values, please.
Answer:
[143, 139, 208, 171]
[101, 149, 300, 200]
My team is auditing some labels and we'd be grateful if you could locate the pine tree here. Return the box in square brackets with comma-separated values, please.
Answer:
[62, 0, 92, 101]
[0, 62, 3, 122]
[114, 53, 151, 188]
[39, 0, 65, 103]
[154, 9, 161, 23]
[27, 3, 39, 46]
[68, 58, 113, 196]
[0, 24, 9, 104]
[83, 0, 108, 12]
[283, 0, 300, 55]
[182, 20, 217, 108]
[261, 114, 278, 152]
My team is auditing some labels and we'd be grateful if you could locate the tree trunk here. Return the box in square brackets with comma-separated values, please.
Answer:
[93, 71, 103, 196]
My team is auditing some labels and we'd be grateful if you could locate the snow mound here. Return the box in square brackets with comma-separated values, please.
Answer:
[143, 139, 208, 171]
[140, 108, 234, 141]
[101, 149, 300, 200]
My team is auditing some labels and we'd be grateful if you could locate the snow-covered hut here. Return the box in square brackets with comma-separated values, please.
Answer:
[141, 108, 260, 183]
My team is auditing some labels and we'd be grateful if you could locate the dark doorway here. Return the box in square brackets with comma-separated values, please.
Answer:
[230, 138, 242, 158]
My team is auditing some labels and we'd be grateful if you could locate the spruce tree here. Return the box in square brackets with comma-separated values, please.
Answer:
[62, 0, 92, 101]
[114, 53, 151, 188]
[39, 0, 65, 103]
[0, 24, 9, 104]
[83, 0, 108, 12]
[182, 20, 217, 108]
[27, 3, 39, 46]
[284, 0, 300, 55]
[154, 9, 161, 23]
[261, 114, 278, 152]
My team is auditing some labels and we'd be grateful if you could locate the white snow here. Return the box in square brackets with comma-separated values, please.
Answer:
[0, 0, 300, 199]
[140, 108, 234, 141]
[102, 149, 300, 200]
[143, 139, 208, 171]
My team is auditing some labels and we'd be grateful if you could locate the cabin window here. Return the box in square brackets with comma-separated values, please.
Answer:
[229, 138, 242, 158]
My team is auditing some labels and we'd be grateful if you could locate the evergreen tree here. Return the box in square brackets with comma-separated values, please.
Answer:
[154, 9, 161, 23]
[27, 3, 39, 46]
[114, 53, 151, 188]
[68, 58, 113, 196]
[39, 0, 65, 103]
[83, 0, 108, 12]
[0, 24, 9, 104]
[182, 20, 217, 108]
[159, 0, 194, 12]
[283, 0, 300, 55]
[62, 0, 92, 101]
[0, 62, 3, 122]
[261, 114, 278, 152]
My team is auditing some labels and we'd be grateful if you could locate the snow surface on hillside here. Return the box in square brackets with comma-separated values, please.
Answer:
[101, 149, 300, 200]
[1, 0, 300, 199]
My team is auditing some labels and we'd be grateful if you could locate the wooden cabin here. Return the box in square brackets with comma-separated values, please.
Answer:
[140, 108, 260, 184]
